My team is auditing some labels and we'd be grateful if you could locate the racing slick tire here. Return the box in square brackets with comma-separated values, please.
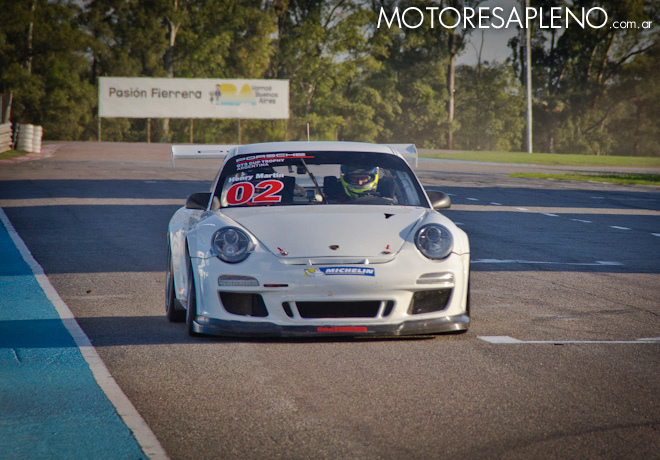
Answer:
[166, 245, 185, 323]
[186, 258, 200, 337]
[466, 273, 471, 318]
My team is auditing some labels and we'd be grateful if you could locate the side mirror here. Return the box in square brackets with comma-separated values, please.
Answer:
[426, 190, 451, 210]
[185, 192, 211, 210]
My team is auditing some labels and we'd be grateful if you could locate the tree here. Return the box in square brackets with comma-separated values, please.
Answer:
[269, 0, 382, 141]
[510, 0, 660, 155]
[3, 0, 656, 155]
[0, 0, 95, 140]
[85, 0, 275, 142]
[609, 36, 660, 156]
[365, 0, 450, 147]
[454, 60, 525, 151]
[443, 0, 483, 150]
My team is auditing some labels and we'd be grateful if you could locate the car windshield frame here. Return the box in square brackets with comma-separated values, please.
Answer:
[213, 150, 429, 209]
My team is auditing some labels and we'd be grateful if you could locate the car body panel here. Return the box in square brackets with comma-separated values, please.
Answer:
[223, 205, 424, 258]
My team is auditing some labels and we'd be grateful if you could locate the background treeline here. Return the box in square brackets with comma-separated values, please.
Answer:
[0, 0, 658, 156]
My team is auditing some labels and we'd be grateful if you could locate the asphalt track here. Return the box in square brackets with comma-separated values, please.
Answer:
[1, 142, 659, 459]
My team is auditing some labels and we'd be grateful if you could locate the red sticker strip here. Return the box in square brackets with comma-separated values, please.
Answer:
[317, 327, 368, 333]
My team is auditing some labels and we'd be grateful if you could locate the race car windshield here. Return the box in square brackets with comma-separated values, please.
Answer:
[215, 151, 427, 208]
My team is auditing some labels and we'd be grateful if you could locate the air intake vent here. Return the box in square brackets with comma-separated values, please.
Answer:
[296, 301, 380, 318]
[408, 289, 452, 315]
[219, 292, 268, 317]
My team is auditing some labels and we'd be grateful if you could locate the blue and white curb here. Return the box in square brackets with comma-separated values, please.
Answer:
[0, 208, 169, 460]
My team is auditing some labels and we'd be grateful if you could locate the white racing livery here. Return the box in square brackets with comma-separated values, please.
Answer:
[166, 141, 470, 337]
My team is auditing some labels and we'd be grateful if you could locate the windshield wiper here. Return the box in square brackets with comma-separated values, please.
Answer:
[299, 159, 327, 203]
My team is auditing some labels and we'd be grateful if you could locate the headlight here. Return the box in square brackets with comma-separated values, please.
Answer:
[415, 224, 453, 260]
[212, 227, 254, 263]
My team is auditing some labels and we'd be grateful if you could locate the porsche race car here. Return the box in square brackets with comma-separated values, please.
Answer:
[166, 141, 470, 337]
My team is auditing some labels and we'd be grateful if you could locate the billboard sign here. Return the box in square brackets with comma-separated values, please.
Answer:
[99, 77, 289, 119]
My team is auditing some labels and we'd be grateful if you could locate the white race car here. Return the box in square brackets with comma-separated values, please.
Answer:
[166, 141, 470, 337]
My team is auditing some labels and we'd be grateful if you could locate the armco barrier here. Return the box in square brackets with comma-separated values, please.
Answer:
[0, 123, 12, 153]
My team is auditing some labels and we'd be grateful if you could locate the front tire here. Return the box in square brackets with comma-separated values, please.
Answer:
[186, 259, 200, 337]
[166, 245, 185, 323]
[466, 275, 471, 318]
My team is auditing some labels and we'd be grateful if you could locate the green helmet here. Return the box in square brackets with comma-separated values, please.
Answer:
[340, 165, 379, 198]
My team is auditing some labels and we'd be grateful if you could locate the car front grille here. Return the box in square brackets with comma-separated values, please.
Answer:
[290, 301, 383, 318]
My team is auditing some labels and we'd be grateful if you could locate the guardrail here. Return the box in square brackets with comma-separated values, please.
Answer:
[0, 123, 12, 153]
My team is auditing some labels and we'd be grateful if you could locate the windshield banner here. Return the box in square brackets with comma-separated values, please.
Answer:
[99, 77, 289, 119]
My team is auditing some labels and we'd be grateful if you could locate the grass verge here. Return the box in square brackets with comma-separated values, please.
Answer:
[420, 151, 660, 168]
[509, 172, 660, 186]
[0, 150, 26, 161]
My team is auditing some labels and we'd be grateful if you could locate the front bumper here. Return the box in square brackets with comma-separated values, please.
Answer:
[185, 247, 470, 337]
[192, 313, 469, 337]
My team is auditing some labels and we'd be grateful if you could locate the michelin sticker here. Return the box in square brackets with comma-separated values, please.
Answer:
[304, 267, 375, 277]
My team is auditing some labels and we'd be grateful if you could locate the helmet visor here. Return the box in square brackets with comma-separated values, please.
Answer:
[341, 166, 378, 185]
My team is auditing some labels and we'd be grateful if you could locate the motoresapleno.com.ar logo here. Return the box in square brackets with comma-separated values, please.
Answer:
[377, 5, 654, 30]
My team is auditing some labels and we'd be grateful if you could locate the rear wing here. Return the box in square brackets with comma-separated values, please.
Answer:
[171, 143, 418, 168]
[171, 144, 238, 168]
[386, 144, 418, 167]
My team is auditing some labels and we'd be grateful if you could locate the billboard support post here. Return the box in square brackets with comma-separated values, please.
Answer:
[524, 0, 533, 153]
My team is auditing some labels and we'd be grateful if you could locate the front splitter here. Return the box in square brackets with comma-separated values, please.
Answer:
[192, 314, 469, 338]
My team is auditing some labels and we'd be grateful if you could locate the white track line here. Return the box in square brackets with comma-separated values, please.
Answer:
[451, 195, 659, 238]
[472, 259, 623, 267]
[479, 336, 660, 344]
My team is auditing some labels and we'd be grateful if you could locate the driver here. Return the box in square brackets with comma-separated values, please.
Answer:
[340, 165, 379, 199]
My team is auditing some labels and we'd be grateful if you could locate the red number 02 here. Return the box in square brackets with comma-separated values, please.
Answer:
[253, 180, 284, 204]
[226, 180, 284, 206]
[226, 182, 254, 206]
